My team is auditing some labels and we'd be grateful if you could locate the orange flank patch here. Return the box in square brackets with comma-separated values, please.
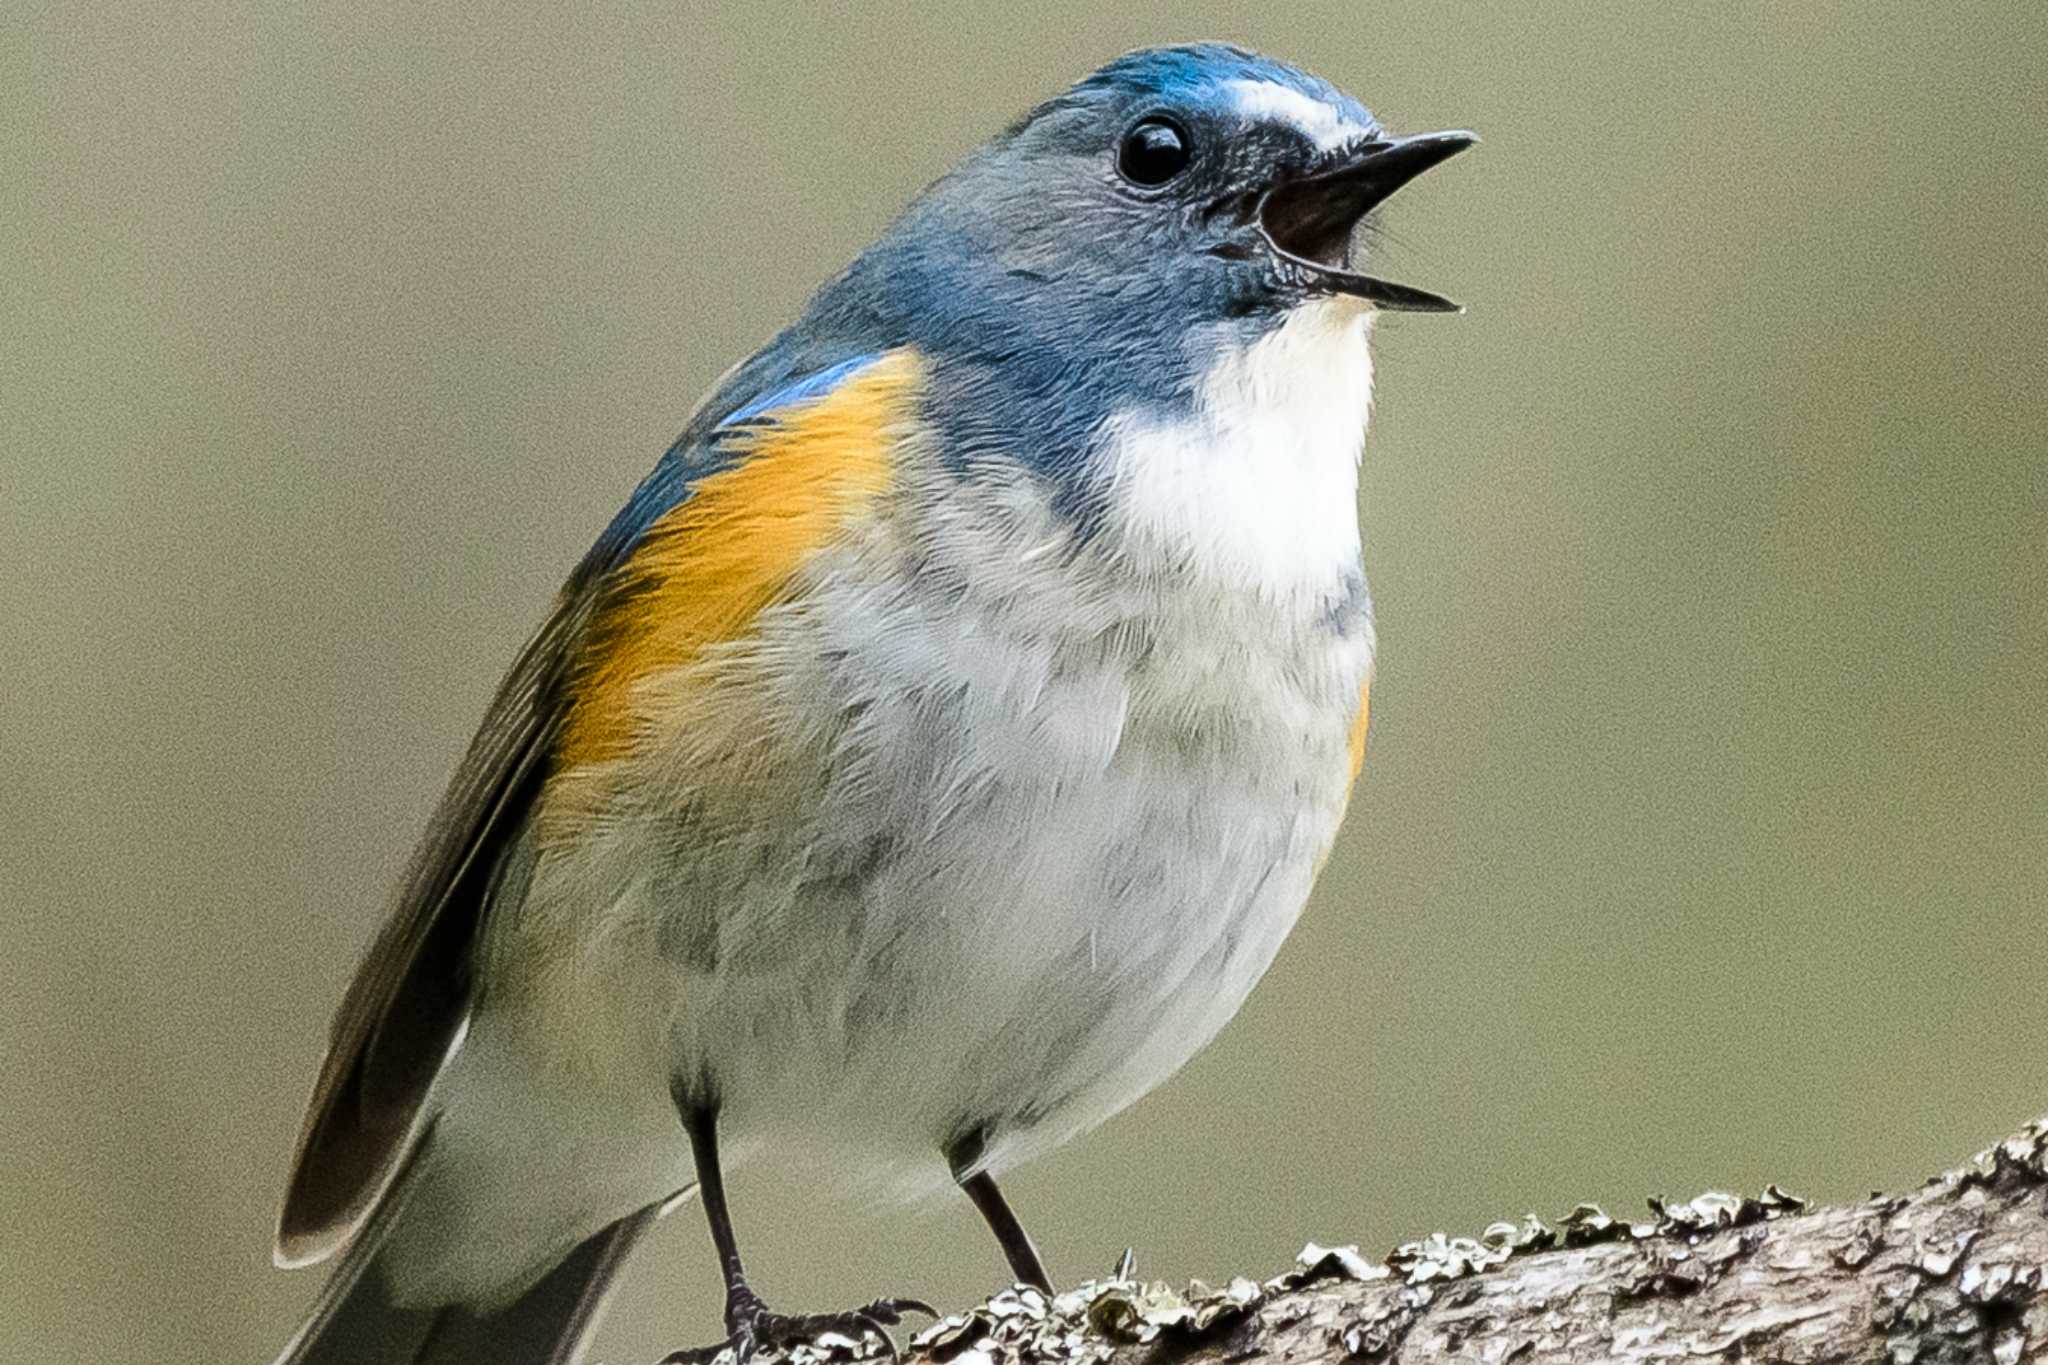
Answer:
[557, 350, 922, 770]
[1313, 677, 1374, 876]
[1346, 677, 1371, 790]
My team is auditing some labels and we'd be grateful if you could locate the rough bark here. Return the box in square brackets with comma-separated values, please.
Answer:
[763, 1115, 2048, 1365]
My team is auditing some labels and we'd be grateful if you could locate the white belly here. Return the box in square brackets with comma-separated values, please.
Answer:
[689, 573, 1365, 1190]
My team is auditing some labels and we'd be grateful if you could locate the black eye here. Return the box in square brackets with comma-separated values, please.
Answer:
[1117, 117, 1192, 187]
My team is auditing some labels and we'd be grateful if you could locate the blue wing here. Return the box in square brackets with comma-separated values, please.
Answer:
[572, 353, 888, 587]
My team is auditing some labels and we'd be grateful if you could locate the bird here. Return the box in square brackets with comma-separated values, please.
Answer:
[269, 41, 1473, 1365]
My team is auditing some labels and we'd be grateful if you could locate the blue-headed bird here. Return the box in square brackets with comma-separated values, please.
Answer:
[271, 42, 1473, 1365]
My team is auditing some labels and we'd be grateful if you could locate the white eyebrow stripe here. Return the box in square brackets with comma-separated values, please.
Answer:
[1226, 79, 1370, 152]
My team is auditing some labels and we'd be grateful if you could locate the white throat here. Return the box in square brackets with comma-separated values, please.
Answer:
[1101, 298, 1373, 598]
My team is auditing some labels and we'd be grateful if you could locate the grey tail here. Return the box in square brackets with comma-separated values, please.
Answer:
[273, 1200, 665, 1365]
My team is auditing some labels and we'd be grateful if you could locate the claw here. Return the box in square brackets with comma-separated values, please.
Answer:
[861, 1296, 938, 1324]
[850, 1312, 898, 1362]
[661, 1298, 937, 1365]
[857, 1296, 938, 1360]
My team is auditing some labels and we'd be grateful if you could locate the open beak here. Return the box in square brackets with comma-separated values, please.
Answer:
[1258, 129, 1477, 312]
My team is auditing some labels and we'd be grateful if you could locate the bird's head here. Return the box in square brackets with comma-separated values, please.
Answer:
[854, 45, 1473, 353]
[981, 44, 1473, 314]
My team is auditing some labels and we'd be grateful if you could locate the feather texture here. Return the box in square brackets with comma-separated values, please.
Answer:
[274, 353, 912, 1269]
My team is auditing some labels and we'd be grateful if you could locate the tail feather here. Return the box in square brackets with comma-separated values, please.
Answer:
[275, 1201, 665, 1365]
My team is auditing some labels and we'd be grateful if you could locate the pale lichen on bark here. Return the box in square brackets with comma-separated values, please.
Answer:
[742, 1115, 2048, 1365]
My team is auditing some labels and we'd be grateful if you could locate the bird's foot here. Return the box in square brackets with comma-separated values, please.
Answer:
[659, 1290, 937, 1365]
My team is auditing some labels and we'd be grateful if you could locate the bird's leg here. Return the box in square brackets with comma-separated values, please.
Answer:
[947, 1133, 1053, 1294]
[661, 1097, 934, 1365]
[668, 1101, 766, 1362]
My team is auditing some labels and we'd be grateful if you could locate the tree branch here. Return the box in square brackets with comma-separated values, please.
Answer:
[765, 1115, 2048, 1365]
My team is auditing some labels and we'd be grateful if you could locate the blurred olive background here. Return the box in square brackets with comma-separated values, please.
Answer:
[5, 2, 2045, 1362]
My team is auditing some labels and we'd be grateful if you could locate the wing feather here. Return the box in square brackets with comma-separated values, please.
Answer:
[273, 353, 891, 1267]
[275, 600, 583, 1265]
